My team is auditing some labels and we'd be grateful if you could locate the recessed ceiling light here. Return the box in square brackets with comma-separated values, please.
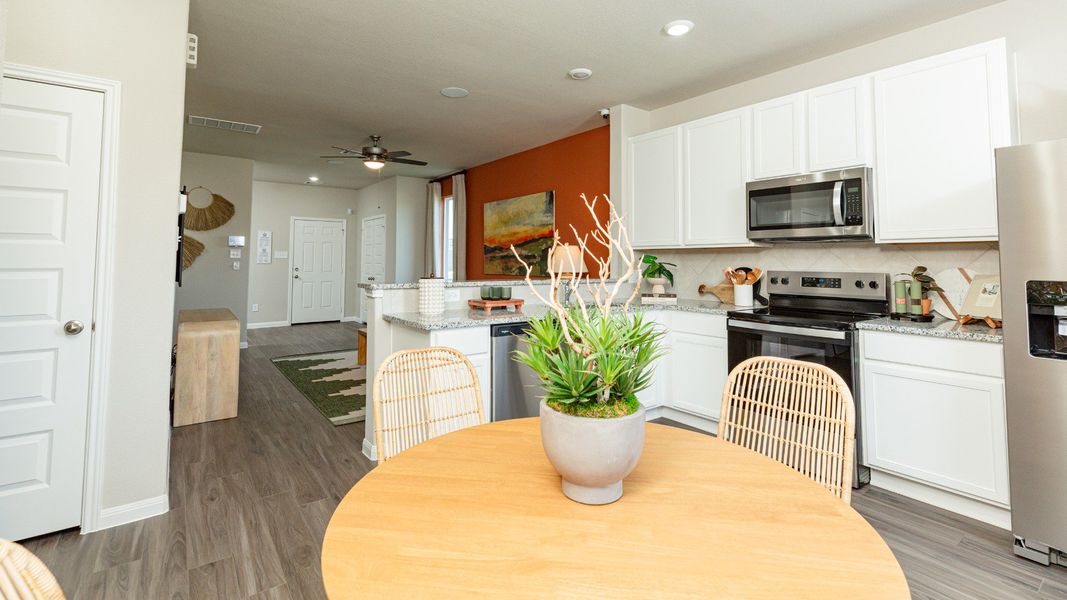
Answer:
[307, 176, 319, 182]
[663, 19, 694, 37]
[568, 67, 593, 81]
[441, 87, 469, 98]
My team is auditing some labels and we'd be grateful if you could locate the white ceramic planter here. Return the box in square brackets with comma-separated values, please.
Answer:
[418, 277, 444, 316]
[539, 400, 646, 505]
[646, 276, 669, 296]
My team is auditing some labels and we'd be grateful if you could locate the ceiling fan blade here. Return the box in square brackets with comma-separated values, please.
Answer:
[331, 145, 362, 154]
[320, 155, 365, 159]
[386, 157, 428, 166]
[387, 150, 411, 158]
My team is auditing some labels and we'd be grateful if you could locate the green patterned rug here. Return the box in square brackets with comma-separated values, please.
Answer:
[272, 349, 366, 425]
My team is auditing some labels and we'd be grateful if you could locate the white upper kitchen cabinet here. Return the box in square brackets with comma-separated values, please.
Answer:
[807, 76, 872, 171]
[873, 39, 1011, 243]
[682, 108, 754, 247]
[628, 127, 682, 248]
[752, 93, 806, 179]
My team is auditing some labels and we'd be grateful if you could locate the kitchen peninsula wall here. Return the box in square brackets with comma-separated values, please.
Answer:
[647, 242, 998, 299]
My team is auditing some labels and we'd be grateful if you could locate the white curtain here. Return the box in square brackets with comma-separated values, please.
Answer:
[452, 173, 467, 280]
[424, 181, 442, 277]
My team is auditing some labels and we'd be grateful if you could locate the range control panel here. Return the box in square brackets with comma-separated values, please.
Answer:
[767, 270, 889, 300]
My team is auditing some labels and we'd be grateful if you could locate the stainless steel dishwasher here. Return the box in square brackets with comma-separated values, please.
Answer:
[490, 323, 542, 421]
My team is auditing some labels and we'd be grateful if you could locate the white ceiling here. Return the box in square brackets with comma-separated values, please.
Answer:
[182, 0, 1001, 190]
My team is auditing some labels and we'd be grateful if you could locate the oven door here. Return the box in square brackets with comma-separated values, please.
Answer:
[726, 319, 870, 487]
[746, 168, 872, 241]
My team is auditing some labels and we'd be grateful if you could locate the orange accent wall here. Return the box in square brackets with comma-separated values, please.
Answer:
[456, 125, 609, 279]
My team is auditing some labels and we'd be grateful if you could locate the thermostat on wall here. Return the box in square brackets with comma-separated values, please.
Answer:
[228, 235, 246, 248]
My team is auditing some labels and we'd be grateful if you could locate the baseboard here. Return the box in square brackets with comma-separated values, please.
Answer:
[655, 406, 719, 435]
[89, 494, 169, 532]
[362, 438, 378, 462]
[869, 469, 1012, 530]
[341, 316, 364, 323]
[247, 320, 290, 330]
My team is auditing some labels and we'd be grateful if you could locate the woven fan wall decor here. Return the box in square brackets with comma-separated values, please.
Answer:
[184, 187, 235, 231]
[181, 234, 204, 270]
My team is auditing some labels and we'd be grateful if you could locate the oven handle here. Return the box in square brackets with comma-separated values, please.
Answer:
[728, 319, 848, 341]
[831, 181, 845, 226]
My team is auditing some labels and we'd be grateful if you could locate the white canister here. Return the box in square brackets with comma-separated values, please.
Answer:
[418, 278, 445, 316]
[733, 284, 754, 308]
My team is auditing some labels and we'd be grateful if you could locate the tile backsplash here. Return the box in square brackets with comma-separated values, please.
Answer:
[644, 242, 999, 299]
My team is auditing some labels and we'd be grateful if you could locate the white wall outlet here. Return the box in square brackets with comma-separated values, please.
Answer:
[232, 261, 240, 270]
[251, 303, 259, 312]
[444, 289, 461, 302]
[229, 249, 241, 259]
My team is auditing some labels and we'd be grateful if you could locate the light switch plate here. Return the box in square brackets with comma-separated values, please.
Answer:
[229, 249, 241, 259]
[444, 289, 461, 302]
[232, 261, 240, 270]
[251, 303, 259, 312]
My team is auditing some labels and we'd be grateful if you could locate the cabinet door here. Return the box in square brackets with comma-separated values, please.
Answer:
[467, 352, 492, 421]
[682, 109, 753, 247]
[862, 360, 1009, 505]
[873, 39, 1010, 242]
[752, 93, 806, 179]
[668, 332, 728, 420]
[628, 127, 682, 248]
[807, 77, 872, 171]
[636, 312, 671, 410]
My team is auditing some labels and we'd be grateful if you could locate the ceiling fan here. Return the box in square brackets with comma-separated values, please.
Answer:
[320, 135, 428, 170]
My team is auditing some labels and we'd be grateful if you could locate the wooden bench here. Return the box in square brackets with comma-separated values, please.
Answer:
[174, 308, 240, 427]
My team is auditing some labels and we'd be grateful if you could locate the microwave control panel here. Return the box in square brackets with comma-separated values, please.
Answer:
[844, 179, 863, 225]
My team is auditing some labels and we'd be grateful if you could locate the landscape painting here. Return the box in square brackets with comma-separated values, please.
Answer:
[483, 191, 555, 276]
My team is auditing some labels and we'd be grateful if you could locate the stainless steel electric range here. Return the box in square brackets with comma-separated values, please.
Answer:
[726, 270, 891, 488]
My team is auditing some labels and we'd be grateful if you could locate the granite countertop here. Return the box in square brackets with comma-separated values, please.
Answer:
[360, 279, 563, 291]
[857, 316, 1004, 344]
[383, 298, 750, 331]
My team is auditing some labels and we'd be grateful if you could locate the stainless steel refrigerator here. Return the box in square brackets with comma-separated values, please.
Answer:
[996, 138, 1067, 566]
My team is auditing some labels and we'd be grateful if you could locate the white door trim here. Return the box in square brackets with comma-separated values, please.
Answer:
[3, 63, 123, 534]
[286, 216, 347, 324]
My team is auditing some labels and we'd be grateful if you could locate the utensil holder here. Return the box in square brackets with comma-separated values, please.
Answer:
[733, 284, 754, 307]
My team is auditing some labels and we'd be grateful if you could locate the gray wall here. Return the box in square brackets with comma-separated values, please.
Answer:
[248, 181, 360, 325]
[176, 152, 254, 343]
[6, 0, 191, 510]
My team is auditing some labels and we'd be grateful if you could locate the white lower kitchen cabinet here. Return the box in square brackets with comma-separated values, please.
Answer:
[860, 331, 1009, 510]
[392, 325, 492, 419]
[648, 312, 729, 424]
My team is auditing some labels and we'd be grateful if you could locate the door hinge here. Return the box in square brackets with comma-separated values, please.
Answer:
[91, 320, 97, 332]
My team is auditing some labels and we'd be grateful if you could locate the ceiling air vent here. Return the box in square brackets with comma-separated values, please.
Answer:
[187, 115, 262, 135]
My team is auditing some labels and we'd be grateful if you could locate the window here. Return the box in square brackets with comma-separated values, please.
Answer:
[442, 195, 456, 281]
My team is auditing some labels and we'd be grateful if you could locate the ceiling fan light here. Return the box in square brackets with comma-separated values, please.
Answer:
[364, 160, 385, 170]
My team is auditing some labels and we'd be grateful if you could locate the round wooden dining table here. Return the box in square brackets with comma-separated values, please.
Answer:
[322, 418, 908, 599]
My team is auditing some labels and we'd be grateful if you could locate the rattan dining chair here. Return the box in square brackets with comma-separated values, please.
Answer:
[0, 539, 65, 600]
[372, 346, 486, 462]
[718, 356, 856, 504]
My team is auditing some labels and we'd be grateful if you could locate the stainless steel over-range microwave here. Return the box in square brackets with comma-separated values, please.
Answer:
[746, 167, 873, 242]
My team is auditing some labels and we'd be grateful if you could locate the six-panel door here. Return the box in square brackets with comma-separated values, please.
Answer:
[0, 77, 104, 540]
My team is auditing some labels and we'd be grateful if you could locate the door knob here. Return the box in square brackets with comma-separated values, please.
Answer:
[294, 274, 301, 279]
[64, 320, 84, 335]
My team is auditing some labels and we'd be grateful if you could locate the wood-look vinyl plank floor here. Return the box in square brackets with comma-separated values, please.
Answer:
[17, 322, 1067, 598]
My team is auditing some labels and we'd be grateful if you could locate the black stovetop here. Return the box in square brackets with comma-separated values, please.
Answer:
[727, 306, 883, 331]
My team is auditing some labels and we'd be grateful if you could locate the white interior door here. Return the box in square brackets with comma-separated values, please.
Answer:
[360, 215, 386, 321]
[0, 77, 104, 540]
[290, 218, 345, 324]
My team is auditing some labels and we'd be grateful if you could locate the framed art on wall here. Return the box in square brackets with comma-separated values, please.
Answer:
[482, 191, 555, 276]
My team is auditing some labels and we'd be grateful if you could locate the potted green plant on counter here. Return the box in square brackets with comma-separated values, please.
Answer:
[510, 194, 666, 505]
[641, 254, 676, 296]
